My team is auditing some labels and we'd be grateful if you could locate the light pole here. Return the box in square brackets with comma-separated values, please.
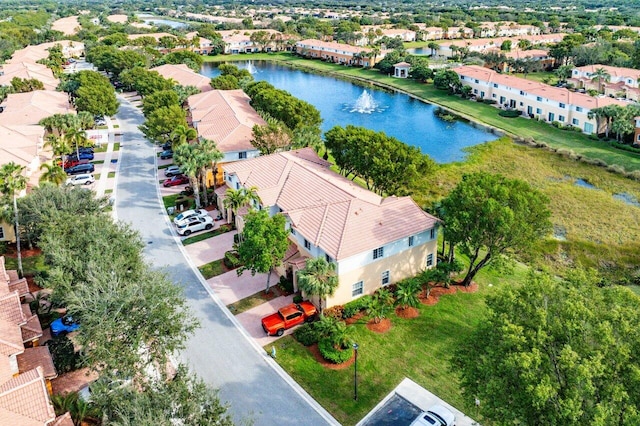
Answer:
[353, 342, 359, 401]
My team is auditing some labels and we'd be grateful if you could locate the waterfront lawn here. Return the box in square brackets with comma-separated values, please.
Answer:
[270, 263, 527, 426]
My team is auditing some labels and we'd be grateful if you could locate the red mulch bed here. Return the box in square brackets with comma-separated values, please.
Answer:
[3, 246, 42, 258]
[308, 343, 355, 370]
[454, 282, 479, 293]
[366, 318, 391, 333]
[345, 311, 366, 325]
[395, 306, 419, 319]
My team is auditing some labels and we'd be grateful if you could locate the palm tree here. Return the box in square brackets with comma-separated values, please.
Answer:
[65, 127, 88, 160]
[171, 125, 197, 147]
[591, 67, 611, 92]
[173, 143, 202, 208]
[0, 162, 27, 276]
[366, 289, 394, 324]
[194, 138, 223, 207]
[44, 134, 72, 166]
[39, 163, 67, 186]
[76, 111, 95, 130]
[296, 257, 339, 313]
[554, 64, 573, 83]
[223, 186, 259, 224]
[427, 41, 439, 57]
[394, 278, 421, 311]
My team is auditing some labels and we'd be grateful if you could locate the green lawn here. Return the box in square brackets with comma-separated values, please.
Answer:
[108, 172, 115, 178]
[198, 259, 226, 279]
[162, 194, 180, 209]
[3, 253, 47, 277]
[182, 224, 233, 246]
[271, 263, 527, 426]
[92, 160, 104, 165]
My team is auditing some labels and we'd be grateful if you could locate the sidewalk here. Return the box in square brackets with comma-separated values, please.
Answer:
[94, 115, 116, 197]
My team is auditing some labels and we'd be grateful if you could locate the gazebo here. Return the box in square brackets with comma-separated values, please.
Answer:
[393, 62, 411, 78]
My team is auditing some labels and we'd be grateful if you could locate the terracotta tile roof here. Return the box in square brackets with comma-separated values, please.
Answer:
[52, 412, 74, 426]
[455, 65, 628, 109]
[0, 62, 59, 90]
[0, 355, 13, 385]
[573, 64, 640, 80]
[106, 14, 128, 23]
[223, 149, 438, 260]
[0, 124, 47, 168]
[6, 41, 84, 65]
[187, 90, 266, 153]
[151, 64, 212, 92]
[17, 347, 56, 379]
[0, 319, 24, 357]
[0, 91, 73, 126]
[297, 39, 373, 55]
[0, 367, 56, 425]
[51, 16, 80, 36]
[8, 279, 29, 298]
[0, 257, 9, 284]
[0, 292, 27, 325]
[394, 62, 411, 67]
[20, 311, 43, 344]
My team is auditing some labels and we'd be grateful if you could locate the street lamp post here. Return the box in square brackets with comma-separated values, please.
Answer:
[353, 342, 359, 401]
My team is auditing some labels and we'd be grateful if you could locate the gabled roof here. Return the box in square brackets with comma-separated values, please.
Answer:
[51, 16, 80, 36]
[17, 347, 56, 380]
[296, 39, 373, 55]
[223, 149, 438, 260]
[0, 319, 24, 357]
[20, 309, 43, 344]
[0, 91, 72, 126]
[52, 412, 74, 426]
[0, 292, 26, 326]
[187, 89, 266, 153]
[0, 367, 56, 425]
[0, 62, 59, 91]
[0, 124, 45, 168]
[573, 64, 640, 80]
[150, 64, 212, 92]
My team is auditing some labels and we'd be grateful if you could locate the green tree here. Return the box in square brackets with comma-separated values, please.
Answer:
[223, 186, 259, 224]
[0, 162, 27, 276]
[10, 76, 44, 92]
[366, 288, 394, 324]
[142, 90, 180, 118]
[39, 163, 66, 186]
[249, 30, 271, 52]
[140, 104, 187, 143]
[173, 142, 203, 209]
[500, 40, 512, 51]
[441, 172, 551, 287]
[209, 75, 239, 90]
[236, 210, 289, 293]
[119, 67, 173, 97]
[296, 257, 339, 312]
[433, 69, 462, 93]
[394, 278, 421, 311]
[250, 117, 293, 154]
[554, 64, 573, 83]
[75, 84, 118, 116]
[171, 125, 197, 147]
[454, 270, 640, 425]
[590, 66, 611, 91]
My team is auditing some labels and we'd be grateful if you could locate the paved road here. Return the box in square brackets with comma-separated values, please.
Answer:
[113, 96, 337, 426]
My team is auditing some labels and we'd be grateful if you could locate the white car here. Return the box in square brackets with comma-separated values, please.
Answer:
[173, 209, 209, 226]
[164, 165, 182, 177]
[410, 405, 456, 426]
[176, 215, 214, 236]
[65, 174, 95, 186]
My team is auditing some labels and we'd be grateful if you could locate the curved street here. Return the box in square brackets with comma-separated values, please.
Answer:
[112, 95, 337, 426]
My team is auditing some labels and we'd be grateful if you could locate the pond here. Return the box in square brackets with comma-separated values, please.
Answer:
[200, 61, 499, 163]
[136, 14, 187, 29]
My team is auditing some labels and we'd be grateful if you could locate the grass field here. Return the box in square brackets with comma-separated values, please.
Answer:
[198, 259, 226, 279]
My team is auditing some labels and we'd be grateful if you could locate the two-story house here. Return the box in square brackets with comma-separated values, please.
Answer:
[219, 148, 439, 308]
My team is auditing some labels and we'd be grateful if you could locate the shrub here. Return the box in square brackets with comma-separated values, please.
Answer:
[278, 275, 293, 294]
[482, 99, 497, 105]
[611, 141, 640, 154]
[342, 295, 372, 318]
[223, 250, 241, 269]
[606, 164, 625, 174]
[323, 305, 344, 319]
[292, 294, 303, 304]
[498, 109, 521, 118]
[293, 323, 319, 346]
[318, 338, 353, 364]
[233, 234, 240, 244]
[46, 335, 80, 373]
[0, 242, 6, 255]
[588, 134, 600, 140]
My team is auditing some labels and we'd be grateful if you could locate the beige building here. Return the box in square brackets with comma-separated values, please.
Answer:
[220, 149, 439, 308]
[454, 65, 629, 134]
[296, 39, 383, 67]
[437, 33, 566, 58]
[569, 64, 640, 101]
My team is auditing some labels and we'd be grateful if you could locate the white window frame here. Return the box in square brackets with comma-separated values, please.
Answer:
[352, 281, 364, 297]
[381, 270, 390, 286]
[426, 253, 434, 267]
[373, 247, 384, 259]
[408, 236, 414, 247]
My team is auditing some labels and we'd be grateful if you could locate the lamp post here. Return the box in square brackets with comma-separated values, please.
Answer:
[353, 342, 359, 401]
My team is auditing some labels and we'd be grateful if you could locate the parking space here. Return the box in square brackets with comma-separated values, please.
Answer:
[236, 293, 296, 347]
[183, 231, 236, 267]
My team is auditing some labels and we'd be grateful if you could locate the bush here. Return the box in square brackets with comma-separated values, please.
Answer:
[323, 305, 344, 319]
[46, 335, 80, 373]
[611, 141, 640, 154]
[482, 99, 497, 104]
[342, 295, 372, 319]
[278, 275, 293, 294]
[233, 234, 240, 244]
[318, 338, 353, 364]
[293, 323, 319, 346]
[498, 109, 521, 118]
[606, 164, 625, 174]
[0, 242, 6, 255]
[223, 250, 241, 269]
[551, 121, 562, 128]
[292, 294, 303, 304]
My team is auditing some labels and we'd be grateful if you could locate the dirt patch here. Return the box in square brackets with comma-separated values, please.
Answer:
[3, 246, 42, 258]
[366, 318, 392, 333]
[308, 344, 355, 370]
[455, 282, 479, 293]
[345, 311, 366, 325]
[395, 306, 419, 319]
[420, 294, 439, 305]
[430, 286, 458, 297]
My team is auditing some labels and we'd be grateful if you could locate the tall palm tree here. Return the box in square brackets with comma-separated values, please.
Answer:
[65, 127, 88, 160]
[171, 125, 197, 148]
[194, 138, 223, 207]
[297, 257, 339, 313]
[223, 186, 260, 224]
[173, 143, 202, 208]
[427, 41, 439, 57]
[44, 134, 72, 166]
[39, 163, 67, 186]
[591, 67, 611, 92]
[0, 162, 27, 276]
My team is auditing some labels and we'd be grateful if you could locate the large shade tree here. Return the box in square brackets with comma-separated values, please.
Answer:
[454, 270, 640, 425]
[297, 257, 339, 312]
[440, 172, 551, 286]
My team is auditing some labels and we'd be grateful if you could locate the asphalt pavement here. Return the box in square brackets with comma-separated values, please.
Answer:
[113, 95, 338, 426]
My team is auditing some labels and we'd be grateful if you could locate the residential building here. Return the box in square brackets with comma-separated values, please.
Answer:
[634, 116, 640, 146]
[478, 21, 541, 38]
[51, 16, 81, 36]
[498, 49, 555, 71]
[295, 39, 383, 67]
[185, 31, 215, 55]
[186, 90, 266, 185]
[393, 62, 411, 78]
[218, 148, 439, 308]
[569, 64, 640, 101]
[0, 62, 59, 91]
[436, 34, 566, 58]
[454, 65, 628, 134]
[217, 29, 290, 54]
[151, 64, 212, 93]
[357, 26, 416, 46]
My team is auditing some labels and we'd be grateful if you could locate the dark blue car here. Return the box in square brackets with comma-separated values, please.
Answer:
[51, 316, 80, 336]
[68, 151, 94, 161]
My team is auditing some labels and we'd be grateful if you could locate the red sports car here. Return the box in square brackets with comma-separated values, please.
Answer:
[163, 174, 190, 187]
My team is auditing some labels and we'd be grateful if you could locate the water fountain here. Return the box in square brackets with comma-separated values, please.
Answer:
[351, 90, 378, 113]
[245, 62, 257, 74]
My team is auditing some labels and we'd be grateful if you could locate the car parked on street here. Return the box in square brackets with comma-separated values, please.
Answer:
[162, 142, 173, 151]
[410, 405, 456, 426]
[163, 174, 189, 187]
[51, 316, 80, 336]
[66, 163, 95, 175]
[261, 302, 317, 336]
[176, 215, 214, 236]
[160, 150, 173, 159]
[164, 165, 182, 177]
[173, 209, 209, 226]
[65, 174, 95, 186]
[67, 151, 94, 161]
[59, 158, 89, 169]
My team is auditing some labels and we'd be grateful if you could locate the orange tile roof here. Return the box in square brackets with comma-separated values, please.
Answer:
[8, 279, 29, 298]
[0, 62, 59, 91]
[223, 149, 438, 260]
[20, 312, 43, 344]
[0, 292, 26, 325]
[51, 16, 80, 36]
[0, 257, 9, 284]
[0, 367, 56, 425]
[297, 39, 373, 55]
[151, 64, 212, 92]
[52, 412, 74, 426]
[187, 89, 266, 153]
[17, 347, 56, 379]
[0, 355, 13, 385]
[0, 319, 23, 357]
[0, 91, 73, 126]
[573, 64, 640, 80]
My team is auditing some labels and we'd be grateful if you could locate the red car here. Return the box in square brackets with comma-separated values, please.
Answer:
[163, 174, 190, 187]
[59, 158, 89, 169]
[261, 302, 317, 336]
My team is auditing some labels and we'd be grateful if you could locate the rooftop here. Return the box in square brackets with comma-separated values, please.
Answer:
[151, 64, 212, 92]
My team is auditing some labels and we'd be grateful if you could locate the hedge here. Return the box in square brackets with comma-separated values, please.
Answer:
[293, 323, 319, 346]
[318, 338, 353, 364]
[342, 295, 372, 319]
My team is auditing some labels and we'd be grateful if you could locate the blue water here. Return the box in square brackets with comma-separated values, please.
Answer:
[200, 61, 498, 163]
[137, 14, 187, 29]
[406, 47, 430, 55]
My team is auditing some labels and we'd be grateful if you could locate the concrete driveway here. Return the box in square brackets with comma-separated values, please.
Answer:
[184, 231, 237, 267]
[236, 294, 297, 347]
[206, 269, 277, 306]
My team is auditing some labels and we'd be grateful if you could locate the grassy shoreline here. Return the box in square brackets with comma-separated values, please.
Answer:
[203, 52, 640, 172]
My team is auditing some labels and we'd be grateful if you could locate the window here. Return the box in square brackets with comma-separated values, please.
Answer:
[304, 239, 311, 250]
[584, 122, 594, 134]
[352, 281, 364, 297]
[548, 112, 555, 122]
[519, 102, 523, 106]
[559, 103, 566, 108]
[238, 152, 247, 159]
[536, 96, 542, 101]
[290, 228, 296, 235]
[430, 227, 436, 239]
[426, 253, 434, 267]
[480, 91, 485, 98]
[576, 106, 583, 112]
[493, 83, 498, 88]
[492, 94, 496, 98]
[572, 118, 579, 125]
[536, 108, 542, 114]
[558, 115, 565, 122]
[408, 236, 414, 247]
[235, 182, 240, 190]
[474, 79, 479, 83]
[382, 270, 390, 285]
[519, 91, 525, 95]
[473, 89, 478, 94]
[373, 247, 384, 259]
[0, 227, 4, 240]
[325, 254, 333, 263]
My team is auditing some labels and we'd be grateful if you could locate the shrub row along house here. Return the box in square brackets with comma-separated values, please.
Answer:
[454, 65, 629, 134]
[218, 148, 439, 309]
[0, 256, 72, 425]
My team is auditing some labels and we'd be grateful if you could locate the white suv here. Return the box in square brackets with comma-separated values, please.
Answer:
[173, 209, 209, 226]
[176, 216, 214, 236]
[410, 405, 456, 426]
[65, 174, 95, 186]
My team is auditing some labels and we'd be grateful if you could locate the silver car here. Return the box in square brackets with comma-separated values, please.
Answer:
[173, 209, 209, 226]
[65, 174, 95, 186]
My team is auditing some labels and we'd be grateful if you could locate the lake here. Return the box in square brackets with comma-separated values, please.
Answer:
[200, 61, 498, 163]
[136, 14, 187, 29]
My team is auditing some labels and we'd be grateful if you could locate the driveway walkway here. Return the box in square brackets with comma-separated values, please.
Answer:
[236, 294, 298, 347]
[113, 94, 337, 426]
[184, 231, 237, 267]
[207, 269, 278, 307]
